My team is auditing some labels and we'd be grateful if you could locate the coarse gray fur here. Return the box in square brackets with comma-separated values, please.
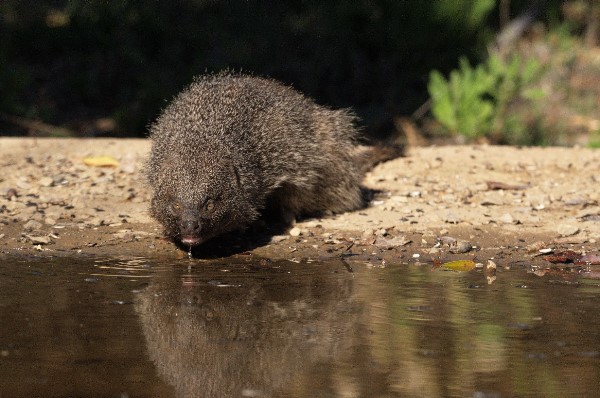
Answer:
[147, 73, 393, 247]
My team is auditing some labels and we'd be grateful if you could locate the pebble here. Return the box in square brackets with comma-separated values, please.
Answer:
[526, 241, 548, 252]
[52, 174, 67, 185]
[270, 235, 289, 243]
[375, 228, 388, 237]
[557, 224, 580, 237]
[119, 153, 137, 174]
[390, 195, 408, 203]
[375, 235, 411, 249]
[480, 196, 504, 206]
[289, 227, 302, 237]
[4, 188, 18, 200]
[26, 235, 51, 245]
[16, 180, 31, 190]
[444, 212, 461, 224]
[23, 220, 43, 232]
[438, 236, 456, 245]
[449, 240, 472, 253]
[485, 260, 497, 285]
[302, 220, 321, 228]
[498, 213, 518, 224]
[39, 177, 54, 187]
[113, 230, 136, 242]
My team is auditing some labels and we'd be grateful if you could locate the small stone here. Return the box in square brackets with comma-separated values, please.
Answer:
[526, 240, 548, 252]
[303, 220, 321, 228]
[16, 180, 31, 190]
[114, 230, 136, 242]
[444, 213, 460, 224]
[39, 177, 54, 187]
[563, 196, 586, 206]
[449, 240, 472, 253]
[485, 259, 497, 270]
[557, 224, 579, 237]
[270, 235, 289, 243]
[499, 213, 517, 224]
[577, 208, 600, 219]
[120, 153, 137, 174]
[88, 217, 104, 227]
[289, 227, 302, 237]
[23, 220, 43, 232]
[480, 198, 503, 206]
[4, 188, 18, 200]
[390, 195, 408, 203]
[375, 235, 411, 249]
[485, 260, 497, 285]
[362, 229, 374, 238]
[437, 236, 456, 245]
[527, 194, 547, 210]
[52, 174, 67, 185]
[375, 228, 388, 237]
[27, 235, 51, 245]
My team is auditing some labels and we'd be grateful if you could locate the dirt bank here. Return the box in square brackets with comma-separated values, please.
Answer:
[0, 137, 598, 265]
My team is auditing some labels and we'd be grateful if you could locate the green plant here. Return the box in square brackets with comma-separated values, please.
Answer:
[428, 57, 495, 138]
[588, 130, 600, 148]
[428, 54, 543, 142]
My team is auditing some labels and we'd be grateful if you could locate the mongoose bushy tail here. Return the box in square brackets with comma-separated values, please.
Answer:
[146, 73, 401, 247]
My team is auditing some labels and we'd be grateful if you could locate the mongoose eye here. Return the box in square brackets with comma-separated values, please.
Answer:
[205, 200, 215, 212]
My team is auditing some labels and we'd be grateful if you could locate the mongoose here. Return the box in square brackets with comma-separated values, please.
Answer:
[147, 73, 399, 247]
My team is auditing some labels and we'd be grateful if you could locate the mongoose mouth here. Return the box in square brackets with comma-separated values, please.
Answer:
[181, 236, 204, 246]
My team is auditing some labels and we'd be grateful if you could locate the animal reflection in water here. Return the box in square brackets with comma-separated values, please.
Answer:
[134, 263, 359, 398]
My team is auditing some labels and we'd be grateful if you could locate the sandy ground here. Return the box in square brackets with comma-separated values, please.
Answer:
[0, 137, 598, 265]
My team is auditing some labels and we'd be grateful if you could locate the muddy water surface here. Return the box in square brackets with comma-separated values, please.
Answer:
[1, 255, 599, 397]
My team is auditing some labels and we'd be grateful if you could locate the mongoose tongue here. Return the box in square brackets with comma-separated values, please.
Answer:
[181, 236, 203, 246]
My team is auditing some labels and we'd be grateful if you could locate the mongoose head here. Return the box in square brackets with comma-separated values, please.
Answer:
[148, 151, 260, 247]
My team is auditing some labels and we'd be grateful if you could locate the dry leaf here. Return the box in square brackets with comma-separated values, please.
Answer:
[442, 259, 476, 272]
[83, 156, 119, 167]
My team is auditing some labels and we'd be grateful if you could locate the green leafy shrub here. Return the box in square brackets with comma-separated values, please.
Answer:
[589, 130, 600, 148]
[428, 54, 543, 143]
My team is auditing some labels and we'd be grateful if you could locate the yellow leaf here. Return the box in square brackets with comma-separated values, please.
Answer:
[442, 260, 476, 272]
[83, 156, 119, 167]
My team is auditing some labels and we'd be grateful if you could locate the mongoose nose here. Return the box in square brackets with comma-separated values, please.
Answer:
[181, 219, 201, 236]
[181, 219, 203, 246]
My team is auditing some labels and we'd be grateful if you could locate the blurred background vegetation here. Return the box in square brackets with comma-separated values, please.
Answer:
[1, 0, 599, 146]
